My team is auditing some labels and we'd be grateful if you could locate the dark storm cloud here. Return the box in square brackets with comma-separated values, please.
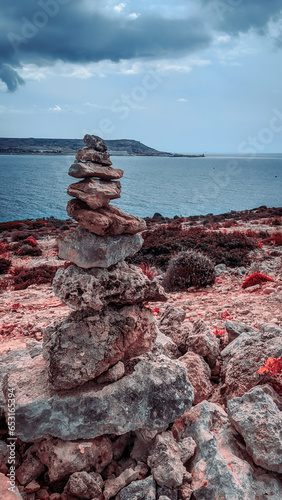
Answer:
[0, 63, 24, 92]
[200, 0, 282, 34]
[0, 0, 211, 90]
[0, 0, 282, 91]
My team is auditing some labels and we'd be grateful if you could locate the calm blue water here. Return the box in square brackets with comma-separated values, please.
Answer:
[0, 154, 281, 222]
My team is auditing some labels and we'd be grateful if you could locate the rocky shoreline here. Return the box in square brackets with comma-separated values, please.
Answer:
[0, 138, 281, 500]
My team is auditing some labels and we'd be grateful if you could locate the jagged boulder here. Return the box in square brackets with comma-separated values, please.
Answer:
[43, 305, 158, 390]
[52, 261, 167, 311]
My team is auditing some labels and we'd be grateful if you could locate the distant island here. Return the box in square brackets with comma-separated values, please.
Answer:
[0, 137, 204, 158]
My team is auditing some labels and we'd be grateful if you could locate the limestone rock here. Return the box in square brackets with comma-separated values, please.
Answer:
[0, 473, 23, 500]
[83, 134, 107, 151]
[43, 305, 158, 390]
[67, 178, 121, 210]
[64, 471, 104, 499]
[225, 320, 257, 343]
[0, 441, 8, 474]
[187, 319, 220, 368]
[103, 468, 140, 500]
[57, 226, 143, 268]
[96, 361, 125, 384]
[52, 261, 167, 311]
[147, 431, 186, 488]
[76, 147, 112, 165]
[152, 328, 181, 359]
[157, 305, 189, 352]
[4, 356, 193, 442]
[68, 161, 124, 179]
[115, 476, 157, 500]
[67, 199, 146, 236]
[227, 386, 282, 473]
[178, 351, 213, 405]
[221, 323, 282, 400]
[173, 402, 256, 499]
[15, 455, 45, 486]
[34, 437, 112, 482]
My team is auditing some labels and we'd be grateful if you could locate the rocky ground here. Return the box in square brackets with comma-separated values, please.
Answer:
[0, 206, 282, 499]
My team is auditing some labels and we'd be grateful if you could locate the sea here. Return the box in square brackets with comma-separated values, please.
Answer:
[0, 154, 281, 222]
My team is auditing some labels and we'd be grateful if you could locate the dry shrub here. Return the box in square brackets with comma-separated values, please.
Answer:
[163, 250, 216, 291]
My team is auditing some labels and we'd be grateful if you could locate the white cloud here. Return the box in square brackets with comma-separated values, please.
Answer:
[129, 13, 140, 19]
[114, 2, 126, 13]
[49, 105, 62, 112]
[178, 98, 187, 102]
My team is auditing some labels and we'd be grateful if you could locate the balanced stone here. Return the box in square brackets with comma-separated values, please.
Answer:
[68, 161, 124, 180]
[53, 261, 167, 311]
[57, 227, 143, 268]
[76, 148, 112, 166]
[83, 134, 107, 152]
[67, 199, 146, 236]
[67, 178, 121, 210]
[43, 304, 158, 390]
[3, 356, 194, 441]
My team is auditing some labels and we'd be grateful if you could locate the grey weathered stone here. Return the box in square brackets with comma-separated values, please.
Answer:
[52, 261, 167, 311]
[187, 319, 220, 368]
[178, 351, 213, 405]
[221, 323, 282, 400]
[157, 305, 189, 352]
[116, 476, 157, 500]
[64, 471, 104, 499]
[0, 473, 23, 500]
[68, 160, 123, 180]
[43, 305, 158, 390]
[152, 328, 180, 359]
[4, 356, 194, 442]
[173, 402, 256, 499]
[0, 441, 8, 474]
[67, 199, 146, 236]
[76, 147, 112, 165]
[225, 320, 257, 343]
[103, 468, 140, 500]
[227, 386, 282, 473]
[96, 361, 125, 384]
[34, 436, 112, 482]
[147, 431, 186, 488]
[67, 178, 121, 210]
[15, 454, 45, 486]
[83, 134, 107, 151]
[57, 226, 143, 268]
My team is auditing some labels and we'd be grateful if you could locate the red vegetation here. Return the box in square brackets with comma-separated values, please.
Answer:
[242, 272, 274, 289]
[11, 265, 59, 290]
[0, 257, 11, 274]
[258, 357, 282, 381]
[262, 232, 282, 246]
[127, 222, 259, 270]
[139, 263, 158, 279]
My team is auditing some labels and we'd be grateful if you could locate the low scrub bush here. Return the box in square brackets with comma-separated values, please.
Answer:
[13, 238, 42, 257]
[12, 265, 58, 290]
[0, 257, 11, 274]
[128, 225, 258, 270]
[163, 250, 216, 291]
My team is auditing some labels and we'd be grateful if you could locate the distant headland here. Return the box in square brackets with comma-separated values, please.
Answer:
[0, 137, 204, 157]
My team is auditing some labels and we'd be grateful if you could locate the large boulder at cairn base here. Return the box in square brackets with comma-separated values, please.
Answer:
[43, 305, 158, 390]
[68, 161, 124, 179]
[83, 134, 107, 151]
[53, 261, 167, 311]
[67, 199, 146, 236]
[76, 148, 112, 165]
[67, 178, 121, 210]
[3, 356, 194, 442]
[57, 227, 143, 268]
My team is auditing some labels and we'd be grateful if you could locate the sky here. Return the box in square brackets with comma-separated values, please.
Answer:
[0, 0, 282, 153]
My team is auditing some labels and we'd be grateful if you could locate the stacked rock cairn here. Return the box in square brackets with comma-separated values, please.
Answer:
[44, 134, 169, 390]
